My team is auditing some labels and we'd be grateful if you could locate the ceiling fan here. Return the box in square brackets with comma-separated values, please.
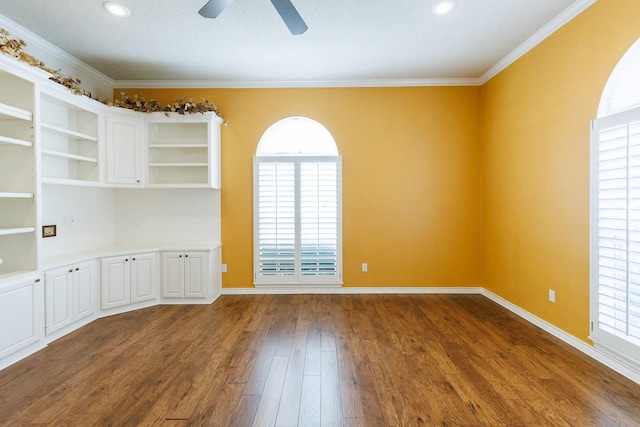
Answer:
[199, 0, 308, 35]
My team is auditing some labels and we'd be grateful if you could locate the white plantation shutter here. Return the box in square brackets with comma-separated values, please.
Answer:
[300, 161, 338, 276]
[257, 161, 296, 277]
[591, 105, 640, 363]
[254, 156, 342, 285]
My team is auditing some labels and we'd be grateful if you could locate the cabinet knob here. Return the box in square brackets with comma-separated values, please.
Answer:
[179, 255, 182, 258]
[136, 179, 140, 183]
[133, 258, 136, 261]
[125, 258, 129, 262]
[35, 278, 40, 283]
[185, 254, 188, 257]
[75, 268, 79, 271]
[69, 269, 73, 273]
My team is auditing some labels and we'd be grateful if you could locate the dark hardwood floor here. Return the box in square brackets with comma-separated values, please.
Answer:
[1, 294, 639, 426]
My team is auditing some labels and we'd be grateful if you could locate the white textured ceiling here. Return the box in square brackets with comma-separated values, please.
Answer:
[0, 0, 588, 84]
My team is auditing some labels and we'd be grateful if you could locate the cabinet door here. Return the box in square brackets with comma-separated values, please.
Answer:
[105, 113, 144, 186]
[74, 260, 97, 320]
[45, 266, 73, 334]
[131, 252, 158, 303]
[162, 252, 184, 298]
[184, 252, 208, 298]
[101, 256, 131, 309]
[0, 274, 43, 359]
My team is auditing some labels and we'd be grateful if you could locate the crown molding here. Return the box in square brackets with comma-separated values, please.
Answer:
[0, 13, 114, 89]
[479, 0, 598, 84]
[113, 77, 482, 89]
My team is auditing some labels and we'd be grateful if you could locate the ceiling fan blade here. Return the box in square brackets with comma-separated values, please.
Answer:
[270, 0, 308, 35]
[199, 0, 234, 18]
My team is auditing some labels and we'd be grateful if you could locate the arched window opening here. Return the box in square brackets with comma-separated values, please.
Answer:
[598, 38, 640, 117]
[591, 37, 640, 368]
[254, 117, 342, 286]
[257, 116, 338, 156]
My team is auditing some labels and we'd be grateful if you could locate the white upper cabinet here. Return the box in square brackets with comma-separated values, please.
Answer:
[146, 112, 222, 188]
[0, 66, 38, 278]
[105, 109, 144, 186]
[39, 88, 101, 186]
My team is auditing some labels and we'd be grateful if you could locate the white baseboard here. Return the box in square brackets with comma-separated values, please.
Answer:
[221, 286, 483, 295]
[480, 289, 640, 385]
[0, 342, 46, 372]
[222, 285, 640, 385]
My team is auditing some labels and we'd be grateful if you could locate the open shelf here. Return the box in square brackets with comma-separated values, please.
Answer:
[149, 163, 208, 167]
[0, 102, 32, 121]
[41, 123, 98, 142]
[0, 192, 33, 198]
[40, 93, 100, 185]
[0, 68, 37, 278]
[0, 134, 33, 147]
[42, 149, 98, 163]
[146, 118, 215, 187]
[41, 177, 102, 187]
[0, 226, 35, 236]
[148, 143, 208, 149]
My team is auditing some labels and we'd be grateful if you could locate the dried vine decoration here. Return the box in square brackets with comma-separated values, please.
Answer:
[0, 28, 227, 122]
[0, 28, 25, 57]
[0, 28, 88, 96]
[106, 93, 226, 123]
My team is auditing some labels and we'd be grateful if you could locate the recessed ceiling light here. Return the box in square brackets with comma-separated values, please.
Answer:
[102, 1, 130, 17]
[431, 0, 456, 15]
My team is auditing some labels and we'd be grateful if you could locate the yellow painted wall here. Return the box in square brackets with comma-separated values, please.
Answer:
[115, 87, 483, 288]
[481, 0, 640, 341]
[115, 0, 640, 345]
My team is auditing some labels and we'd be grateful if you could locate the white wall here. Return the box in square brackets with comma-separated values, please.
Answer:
[40, 185, 117, 259]
[115, 189, 221, 247]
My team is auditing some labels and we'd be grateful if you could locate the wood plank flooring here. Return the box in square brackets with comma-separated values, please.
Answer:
[1, 294, 640, 426]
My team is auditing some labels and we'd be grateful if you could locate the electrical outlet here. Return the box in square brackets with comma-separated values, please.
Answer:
[362, 263, 368, 272]
[221, 264, 227, 273]
[549, 289, 556, 303]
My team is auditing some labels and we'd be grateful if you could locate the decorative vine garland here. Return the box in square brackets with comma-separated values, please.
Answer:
[0, 28, 226, 121]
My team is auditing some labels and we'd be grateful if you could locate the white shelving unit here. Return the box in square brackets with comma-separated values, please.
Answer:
[147, 113, 221, 188]
[0, 67, 37, 277]
[40, 92, 100, 186]
[0, 54, 225, 372]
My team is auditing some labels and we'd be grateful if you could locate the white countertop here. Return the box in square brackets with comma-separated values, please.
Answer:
[42, 244, 221, 270]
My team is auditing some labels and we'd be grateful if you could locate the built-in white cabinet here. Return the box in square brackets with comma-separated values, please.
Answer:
[101, 252, 158, 310]
[0, 55, 224, 371]
[40, 90, 101, 186]
[147, 113, 222, 188]
[162, 251, 210, 298]
[0, 273, 44, 366]
[105, 109, 144, 186]
[44, 260, 97, 336]
[0, 67, 38, 279]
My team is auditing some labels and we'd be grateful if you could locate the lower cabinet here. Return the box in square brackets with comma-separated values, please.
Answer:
[101, 252, 158, 310]
[162, 252, 210, 298]
[0, 274, 44, 363]
[45, 260, 97, 336]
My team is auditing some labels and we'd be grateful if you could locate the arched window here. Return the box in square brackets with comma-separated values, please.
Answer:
[591, 38, 640, 367]
[598, 38, 640, 117]
[254, 117, 342, 286]
[257, 117, 339, 156]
